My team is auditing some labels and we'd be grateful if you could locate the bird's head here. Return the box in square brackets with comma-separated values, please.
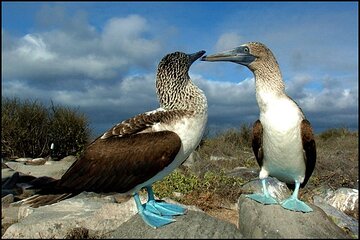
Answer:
[156, 50, 207, 111]
[201, 42, 276, 72]
[157, 50, 206, 81]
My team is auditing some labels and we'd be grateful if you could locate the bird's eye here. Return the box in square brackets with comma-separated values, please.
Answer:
[243, 47, 249, 53]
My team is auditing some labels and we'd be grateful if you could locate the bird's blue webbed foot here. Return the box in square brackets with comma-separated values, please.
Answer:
[246, 178, 278, 205]
[247, 193, 278, 205]
[281, 196, 313, 212]
[280, 181, 313, 213]
[145, 200, 187, 216]
[144, 186, 187, 216]
[133, 192, 175, 228]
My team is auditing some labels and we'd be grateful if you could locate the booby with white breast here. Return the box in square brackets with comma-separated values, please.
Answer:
[22, 50, 208, 227]
[201, 42, 316, 212]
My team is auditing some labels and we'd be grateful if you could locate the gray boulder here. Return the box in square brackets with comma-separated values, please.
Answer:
[14, 158, 33, 163]
[112, 210, 242, 239]
[2, 192, 242, 239]
[321, 188, 358, 219]
[226, 166, 259, 180]
[25, 158, 46, 165]
[238, 195, 350, 239]
[313, 195, 358, 238]
[241, 177, 291, 202]
[2, 168, 17, 181]
[4, 156, 76, 179]
[3, 192, 138, 238]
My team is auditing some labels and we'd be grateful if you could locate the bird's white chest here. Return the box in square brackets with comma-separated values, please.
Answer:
[158, 112, 208, 157]
[258, 96, 306, 183]
[132, 112, 207, 193]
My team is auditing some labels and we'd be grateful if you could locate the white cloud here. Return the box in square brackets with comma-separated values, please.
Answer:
[2, 14, 162, 90]
[17, 34, 56, 61]
[215, 32, 243, 52]
[101, 15, 161, 64]
[2, 5, 357, 136]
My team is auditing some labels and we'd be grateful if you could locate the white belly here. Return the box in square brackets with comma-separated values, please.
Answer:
[258, 98, 306, 184]
[131, 112, 208, 193]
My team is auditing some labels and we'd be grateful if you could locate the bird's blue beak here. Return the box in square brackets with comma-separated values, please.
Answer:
[201, 47, 255, 66]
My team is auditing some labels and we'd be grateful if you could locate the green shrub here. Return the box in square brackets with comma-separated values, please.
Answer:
[48, 103, 90, 159]
[2, 98, 49, 157]
[1, 97, 91, 159]
[153, 170, 200, 199]
[153, 169, 245, 201]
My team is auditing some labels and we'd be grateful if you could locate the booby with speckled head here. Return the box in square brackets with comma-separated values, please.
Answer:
[201, 42, 316, 213]
[21, 50, 208, 228]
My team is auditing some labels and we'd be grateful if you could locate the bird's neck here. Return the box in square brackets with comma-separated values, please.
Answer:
[253, 63, 286, 112]
[156, 77, 207, 114]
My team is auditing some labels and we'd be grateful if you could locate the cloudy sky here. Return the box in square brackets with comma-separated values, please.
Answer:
[2, 2, 358, 137]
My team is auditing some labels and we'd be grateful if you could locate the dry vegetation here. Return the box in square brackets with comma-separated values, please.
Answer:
[153, 126, 359, 226]
[1, 97, 91, 159]
[2, 97, 358, 228]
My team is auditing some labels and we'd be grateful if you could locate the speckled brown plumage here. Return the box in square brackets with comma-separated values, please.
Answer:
[21, 50, 207, 208]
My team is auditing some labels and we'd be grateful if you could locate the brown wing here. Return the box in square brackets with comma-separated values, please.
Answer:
[300, 119, 316, 188]
[56, 130, 181, 194]
[101, 109, 192, 139]
[252, 120, 263, 168]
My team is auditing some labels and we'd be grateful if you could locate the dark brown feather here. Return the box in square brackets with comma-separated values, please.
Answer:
[299, 119, 316, 188]
[24, 193, 73, 208]
[57, 131, 181, 193]
[26, 131, 181, 207]
[252, 120, 263, 168]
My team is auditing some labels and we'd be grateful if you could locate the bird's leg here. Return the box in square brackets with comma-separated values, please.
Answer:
[133, 192, 174, 228]
[246, 178, 278, 205]
[280, 180, 313, 212]
[144, 186, 187, 216]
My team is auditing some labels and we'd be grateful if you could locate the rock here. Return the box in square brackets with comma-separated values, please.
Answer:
[59, 155, 78, 163]
[14, 158, 32, 163]
[2, 172, 36, 197]
[2, 168, 16, 182]
[2, 192, 140, 238]
[210, 155, 237, 161]
[182, 151, 201, 168]
[226, 166, 258, 180]
[25, 158, 46, 165]
[2, 191, 242, 239]
[238, 195, 350, 239]
[5, 157, 76, 179]
[162, 197, 204, 212]
[1, 206, 19, 237]
[322, 188, 358, 220]
[2, 194, 14, 207]
[111, 210, 243, 238]
[172, 191, 184, 198]
[241, 177, 291, 202]
[313, 195, 358, 238]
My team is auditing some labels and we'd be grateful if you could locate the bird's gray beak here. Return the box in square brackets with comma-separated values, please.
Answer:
[188, 50, 206, 65]
[201, 47, 255, 66]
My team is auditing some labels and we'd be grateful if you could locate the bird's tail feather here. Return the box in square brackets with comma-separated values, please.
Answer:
[15, 193, 75, 208]
[15, 177, 77, 208]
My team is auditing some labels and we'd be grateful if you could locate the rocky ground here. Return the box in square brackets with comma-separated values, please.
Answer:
[186, 129, 359, 228]
[1, 129, 358, 238]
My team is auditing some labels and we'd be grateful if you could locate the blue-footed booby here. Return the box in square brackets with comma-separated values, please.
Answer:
[21, 50, 208, 228]
[201, 42, 316, 213]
